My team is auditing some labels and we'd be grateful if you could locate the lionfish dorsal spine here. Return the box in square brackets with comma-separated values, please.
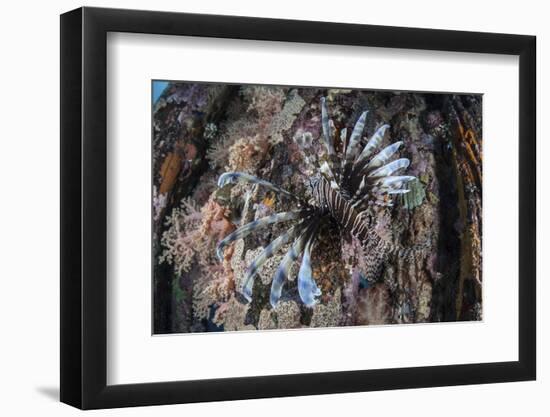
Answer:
[354, 124, 390, 167]
[218, 171, 300, 201]
[320, 97, 335, 156]
[297, 232, 322, 307]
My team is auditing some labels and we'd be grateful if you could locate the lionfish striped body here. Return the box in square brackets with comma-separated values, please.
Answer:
[216, 97, 417, 308]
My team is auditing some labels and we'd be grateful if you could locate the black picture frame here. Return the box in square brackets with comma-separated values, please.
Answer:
[60, 6, 536, 410]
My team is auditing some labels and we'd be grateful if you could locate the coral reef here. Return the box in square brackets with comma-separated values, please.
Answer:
[152, 82, 483, 333]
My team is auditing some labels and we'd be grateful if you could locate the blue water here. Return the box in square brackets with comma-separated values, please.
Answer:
[152, 81, 169, 103]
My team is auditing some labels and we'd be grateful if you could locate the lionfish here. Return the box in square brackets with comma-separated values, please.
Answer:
[216, 97, 417, 308]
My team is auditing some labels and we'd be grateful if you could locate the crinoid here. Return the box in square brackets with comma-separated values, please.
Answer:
[216, 97, 418, 308]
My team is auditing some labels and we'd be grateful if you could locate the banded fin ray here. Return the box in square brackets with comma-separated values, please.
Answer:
[319, 161, 339, 190]
[342, 111, 368, 180]
[354, 124, 390, 167]
[363, 141, 403, 172]
[269, 222, 315, 308]
[242, 223, 304, 302]
[376, 175, 416, 188]
[351, 175, 416, 205]
[332, 127, 348, 182]
[340, 127, 348, 157]
[320, 97, 335, 156]
[297, 234, 322, 307]
[368, 157, 410, 178]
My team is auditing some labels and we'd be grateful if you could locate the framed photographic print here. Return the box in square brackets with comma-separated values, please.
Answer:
[60, 6, 536, 409]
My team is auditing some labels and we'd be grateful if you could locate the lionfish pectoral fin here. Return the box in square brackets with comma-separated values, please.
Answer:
[269, 221, 313, 308]
[217, 172, 298, 200]
[269, 255, 294, 309]
[216, 210, 307, 260]
[269, 266, 289, 308]
[240, 225, 300, 302]
[297, 238, 321, 307]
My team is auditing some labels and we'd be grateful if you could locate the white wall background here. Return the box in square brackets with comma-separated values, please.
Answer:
[0, 0, 546, 415]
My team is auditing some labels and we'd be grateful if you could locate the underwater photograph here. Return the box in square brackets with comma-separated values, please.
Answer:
[152, 82, 482, 334]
